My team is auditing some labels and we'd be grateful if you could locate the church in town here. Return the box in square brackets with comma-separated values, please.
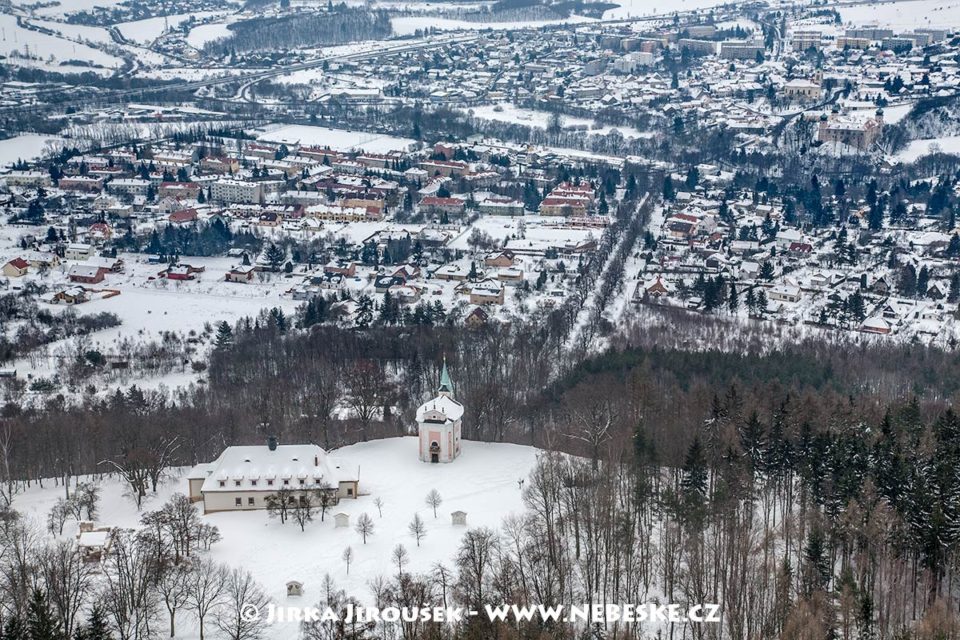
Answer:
[416, 360, 464, 463]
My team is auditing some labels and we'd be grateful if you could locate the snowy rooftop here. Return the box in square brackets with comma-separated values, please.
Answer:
[200, 444, 353, 492]
[416, 394, 465, 423]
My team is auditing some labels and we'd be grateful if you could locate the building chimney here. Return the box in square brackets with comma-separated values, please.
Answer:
[267, 435, 278, 451]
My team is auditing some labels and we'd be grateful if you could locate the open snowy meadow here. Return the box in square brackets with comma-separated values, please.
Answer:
[11, 437, 542, 639]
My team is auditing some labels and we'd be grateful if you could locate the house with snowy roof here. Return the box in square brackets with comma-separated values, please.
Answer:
[187, 437, 359, 514]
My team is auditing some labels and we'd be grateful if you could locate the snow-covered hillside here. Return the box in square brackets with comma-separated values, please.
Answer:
[11, 437, 542, 639]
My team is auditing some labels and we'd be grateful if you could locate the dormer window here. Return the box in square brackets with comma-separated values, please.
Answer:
[250, 480, 257, 487]
[267, 479, 274, 486]
[234, 480, 241, 487]
[219, 480, 226, 488]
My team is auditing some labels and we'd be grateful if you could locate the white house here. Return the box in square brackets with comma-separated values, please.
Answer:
[417, 361, 463, 463]
[187, 437, 359, 514]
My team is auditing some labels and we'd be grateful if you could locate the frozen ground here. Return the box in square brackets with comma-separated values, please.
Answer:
[30, 19, 115, 45]
[116, 12, 224, 44]
[894, 135, 960, 163]
[11, 0, 126, 18]
[837, 0, 960, 29]
[11, 436, 542, 640]
[11, 254, 300, 393]
[390, 14, 596, 36]
[468, 103, 650, 139]
[601, 0, 731, 21]
[0, 134, 66, 168]
[254, 124, 418, 153]
[186, 20, 236, 48]
[0, 13, 123, 71]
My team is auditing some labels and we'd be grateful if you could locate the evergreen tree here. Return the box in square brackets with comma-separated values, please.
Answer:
[802, 528, 830, 594]
[2, 615, 27, 640]
[898, 264, 917, 297]
[26, 589, 60, 640]
[73, 607, 111, 640]
[214, 321, 234, 349]
[917, 265, 931, 298]
[662, 175, 676, 201]
[265, 243, 285, 271]
[755, 290, 768, 315]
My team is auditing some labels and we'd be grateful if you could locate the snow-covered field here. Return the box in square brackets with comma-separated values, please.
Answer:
[602, 0, 731, 20]
[390, 14, 595, 36]
[11, 254, 300, 387]
[11, 437, 542, 640]
[0, 134, 65, 168]
[186, 21, 236, 48]
[116, 12, 224, 44]
[254, 124, 418, 153]
[467, 103, 650, 139]
[30, 19, 115, 45]
[0, 13, 123, 72]
[447, 214, 597, 251]
[895, 135, 960, 162]
[838, 0, 960, 29]
[12, 0, 126, 18]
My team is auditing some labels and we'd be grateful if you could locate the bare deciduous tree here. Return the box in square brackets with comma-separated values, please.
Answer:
[186, 558, 227, 640]
[38, 539, 92, 638]
[392, 544, 408, 576]
[355, 513, 374, 544]
[341, 547, 353, 575]
[408, 514, 426, 547]
[425, 489, 442, 518]
[215, 567, 270, 640]
[154, 562, 190, 638]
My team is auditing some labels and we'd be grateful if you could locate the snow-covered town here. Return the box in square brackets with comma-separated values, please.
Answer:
[3, 0, 960, 638]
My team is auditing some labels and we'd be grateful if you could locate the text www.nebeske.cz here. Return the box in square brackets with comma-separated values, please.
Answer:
[255, 603, 723, 624]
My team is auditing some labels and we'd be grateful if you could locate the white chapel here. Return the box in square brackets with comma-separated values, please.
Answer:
[417, 360, 463, 463]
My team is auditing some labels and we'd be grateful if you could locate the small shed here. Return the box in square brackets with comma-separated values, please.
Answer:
[286, 581, 303, 597]
[77, 529, 112, 562]
[334, 512, 350, 528]
[451, 510, 467, 526]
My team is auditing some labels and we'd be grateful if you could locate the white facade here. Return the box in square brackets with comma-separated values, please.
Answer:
[187, 440, 358, 513]
[211, 179, 263, 205]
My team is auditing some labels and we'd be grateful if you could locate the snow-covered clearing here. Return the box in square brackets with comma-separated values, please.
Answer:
[12, 0, 125, 18]
[0, 134, 66, 168]
[30, 19, 115, 45]
[467, 103, 650, 139]
[838, 0, 960, 30]
[894, 135, 960, 163]
[448, 215, 597, 252]
[11, 437, 542, 640]
[254, 124, 418, 153]
[390, 14, 595, 36]
[602, 0, 731, 21]
[116, 12, 224, 44]
[11, 255, 300, 392]
[0, 14, 123, 71]
[186, 20, 236, 48]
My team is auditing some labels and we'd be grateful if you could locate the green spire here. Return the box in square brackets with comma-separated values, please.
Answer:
[438, 357, 453, 395]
